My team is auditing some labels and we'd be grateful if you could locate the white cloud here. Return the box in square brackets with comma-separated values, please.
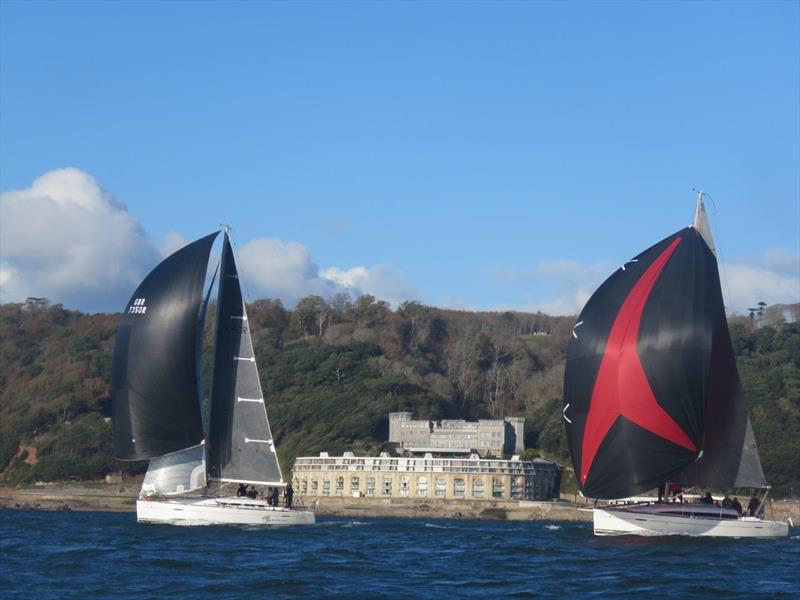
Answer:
[720, 259, 799, 314]
[321, 264, 415, 307]
[483, 259, 615, 315]
[1, 169, 415, 312]
[159, 232, 189, 257]
[762, 248, 799, 277]
[237, 238, 415, 307]
[236, 238, 334, 304]
[0, 168, 161, 311]
[482, 253, 799, 317]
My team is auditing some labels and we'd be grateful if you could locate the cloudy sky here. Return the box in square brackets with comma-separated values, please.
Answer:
[1, 2, 798, 315]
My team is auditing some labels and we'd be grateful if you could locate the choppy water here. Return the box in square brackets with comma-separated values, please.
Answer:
[1, 510, 798, 598]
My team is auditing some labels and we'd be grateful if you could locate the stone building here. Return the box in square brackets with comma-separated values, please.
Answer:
[292, 451, 560, 502]
[389, 412, 525, 456]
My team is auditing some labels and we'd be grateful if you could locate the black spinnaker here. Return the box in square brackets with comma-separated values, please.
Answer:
[112, 232, 219, 461]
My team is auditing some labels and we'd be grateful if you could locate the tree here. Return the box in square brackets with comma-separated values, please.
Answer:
[289, 296, 329, 338]
[351, 294, 390, 328]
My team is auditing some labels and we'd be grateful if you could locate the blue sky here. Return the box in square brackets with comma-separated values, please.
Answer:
[1, 1, 798, 314]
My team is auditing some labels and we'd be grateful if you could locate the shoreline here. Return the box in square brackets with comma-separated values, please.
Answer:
[0, 482, 591, 521]
[3, 483, 798, 524]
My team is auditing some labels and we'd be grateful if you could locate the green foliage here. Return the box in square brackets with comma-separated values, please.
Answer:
[0, 299, 797, 496]
[732, 321, 800, 495]
[525, 397, 570, 460]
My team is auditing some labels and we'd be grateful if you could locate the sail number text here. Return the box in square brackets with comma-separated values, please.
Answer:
[129, 297, 148, 314]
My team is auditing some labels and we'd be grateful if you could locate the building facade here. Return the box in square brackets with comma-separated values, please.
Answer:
[389, 412, 525, 456]
[292, 452, 560, 502]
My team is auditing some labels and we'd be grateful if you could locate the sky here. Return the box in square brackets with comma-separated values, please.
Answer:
[1, 0, 798, 315]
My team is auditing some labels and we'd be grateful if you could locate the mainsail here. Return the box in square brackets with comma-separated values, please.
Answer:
[206, 234, 283, 485]
[112, 232, 219, 461]
[563, 198, 765, 499]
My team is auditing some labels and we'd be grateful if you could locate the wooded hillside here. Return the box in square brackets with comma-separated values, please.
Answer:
[1, 297, 797, 496]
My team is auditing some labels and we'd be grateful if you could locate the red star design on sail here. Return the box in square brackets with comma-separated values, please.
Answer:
[580, 237, 697, 485]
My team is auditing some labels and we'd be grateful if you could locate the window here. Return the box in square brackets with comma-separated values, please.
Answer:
[511, 476, 524, 499]
[472, 478, 485, 498]
[400, 476, 410, 497]
[366, 477, 376, 497]
[492, 478, 504, 498]
[435, 477, 446, 498]
[310, 479, 318, 495]
[454, 478, 465, 498]
[382, 476, 392, 496]
[417, 476, 428, 498]
[336, 476, 344, 496]
[350, 476, 360, 493]
[322, 477, 331, 496]
[300, 478, 307, 494]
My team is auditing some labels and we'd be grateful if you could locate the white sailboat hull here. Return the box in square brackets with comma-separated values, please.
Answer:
[594, 504, 788, 538]
[137, 496, 315, 526]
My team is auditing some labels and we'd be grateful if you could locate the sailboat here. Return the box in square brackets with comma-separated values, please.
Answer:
[111, 230, 315, 526]
[563, 193, 789, 538]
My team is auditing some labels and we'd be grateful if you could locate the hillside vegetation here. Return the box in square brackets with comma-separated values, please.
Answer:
[1, 297, 797, 495]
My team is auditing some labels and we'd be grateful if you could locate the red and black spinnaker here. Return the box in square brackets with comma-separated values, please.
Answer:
[563, 199, 765, 500]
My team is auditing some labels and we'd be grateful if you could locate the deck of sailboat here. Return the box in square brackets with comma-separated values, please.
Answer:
[594, 502, 788, 538]
[137, 496, 315, 526]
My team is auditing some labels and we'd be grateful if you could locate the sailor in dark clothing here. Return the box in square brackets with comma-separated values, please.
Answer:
[700, 492, 714, 504]
[731, 497, 743, 515]
[722, 495, 733, 509]
[285, 484, 294, 509]
[247, 486, 257, 499]
[748, 496, 760, 517]
[237, 483, 247, 498]
[270, 487, 280, 507]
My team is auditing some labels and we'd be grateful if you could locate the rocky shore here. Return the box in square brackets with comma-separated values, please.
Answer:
[0, 483, 139, 513]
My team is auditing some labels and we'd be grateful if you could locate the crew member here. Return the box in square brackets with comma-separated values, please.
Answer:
[731, 497, 743, 515]
[748, 495, 760, 517]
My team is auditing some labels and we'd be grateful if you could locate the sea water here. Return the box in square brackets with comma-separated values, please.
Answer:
[1, 510, 798, 598]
